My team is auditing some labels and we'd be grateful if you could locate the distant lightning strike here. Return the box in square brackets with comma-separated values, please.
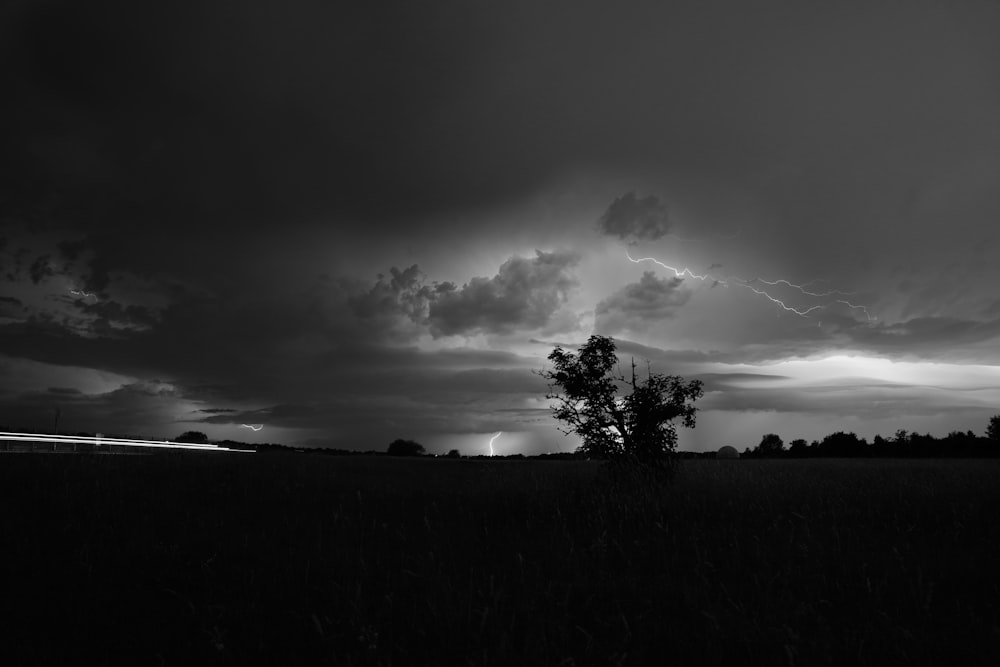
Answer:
[69, 289, 96, 299]
[836, 300, 875, 322]
[625, 252, 717, 282]
[241, 424, 263, 432]
[625, 250, 872, 320]
[748, 277, 854, 298]
[488, 431, 501, 456]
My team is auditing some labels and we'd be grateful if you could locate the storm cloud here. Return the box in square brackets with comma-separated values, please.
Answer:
[428, 251, 580, 337]
[598, 193, 672, 242]
[2, 0, 999, 450]
[594, 271, 690, 335]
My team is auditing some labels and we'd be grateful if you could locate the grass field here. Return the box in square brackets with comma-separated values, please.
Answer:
[2, 454, 999, 665]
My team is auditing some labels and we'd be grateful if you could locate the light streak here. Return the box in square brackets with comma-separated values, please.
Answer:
[835, 300, 875, 322]
[241, 424, 263, 432]
[488, 431, 501, 456]
[740, 283, 824, 316]
[625, 251, 716, 281]
[0, 431, 251, 452]
[625, 250, 873, 321]
[746, 277, 854, 298]
[69, 289, 96, 299]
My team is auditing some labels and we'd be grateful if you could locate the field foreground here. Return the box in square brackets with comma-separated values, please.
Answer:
[2, 455, 999, 665]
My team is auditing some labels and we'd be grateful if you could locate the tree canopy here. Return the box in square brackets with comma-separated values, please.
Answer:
[387, 439, 425, 456]
[538, 335, 703, 467]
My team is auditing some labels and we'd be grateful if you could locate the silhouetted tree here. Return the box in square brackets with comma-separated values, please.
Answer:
[788, 438, 809, 457]
[818, 431, 867, 457]
[987, 415, 1000, 442]
[176, 431, 209, 443]
[446, 449, 461, 458]
[537, 335, 703, 469]
[755, 433, 785, 457]
[387, 439, 425, 456]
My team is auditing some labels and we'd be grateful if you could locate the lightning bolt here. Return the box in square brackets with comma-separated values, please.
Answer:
[625, 251, 717, 282]
[746, 277, 855, 298]
[625, 250, 873, 321]
[69, 289, 96, 299]
[488, 431, 501, 456]
[835, 300, 875, 322]
[241, 424, 263, 432]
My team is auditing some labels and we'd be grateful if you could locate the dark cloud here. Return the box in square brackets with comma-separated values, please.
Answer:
[347, 265, 445, 343]
[598, 193, 671, 242]
[428, 251, 579, 337]
[78, 299, 159, 330]
[693, 372, 791, 390]
[841, 316, 1000, 362]
[594, 271, 689, 334]
[56, 239, 86, 262]
[1, 0, 999, 448]
[699, 382, 988, 422]
[0, 379, 182, 436]
[28, 255, 53, 284]
[348, 251, 580, 340]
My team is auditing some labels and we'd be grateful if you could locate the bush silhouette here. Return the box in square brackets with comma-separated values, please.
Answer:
[387, 439, 425, 456]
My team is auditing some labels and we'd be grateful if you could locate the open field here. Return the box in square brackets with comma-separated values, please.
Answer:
[2, 455, 999, 665]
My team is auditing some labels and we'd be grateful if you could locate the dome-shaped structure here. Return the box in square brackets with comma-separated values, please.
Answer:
[716, 445, 740, 459]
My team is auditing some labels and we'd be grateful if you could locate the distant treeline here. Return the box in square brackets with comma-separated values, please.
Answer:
[7, 425, 999, 459]
[738, 429, 1000, 459]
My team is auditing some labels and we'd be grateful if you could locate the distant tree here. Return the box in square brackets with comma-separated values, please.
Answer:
[987, 415, 1000, 442]
[176, 431, 209, 443]
[819, 431, 867, 457]
[788, 438, 809, 457]
[387, 439, 425, 456]
[537, 335, 703, 470]
[755, 433, 785, 457]
[893, 429, 909, 445]
[445, 449, 461, 458]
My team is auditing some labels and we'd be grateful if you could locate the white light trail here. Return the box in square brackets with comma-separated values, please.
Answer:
[69, 289, 96, 300]
[0, 431, 251, 452]
[488, 431, 502, 456]
[241, 424, 263, 432]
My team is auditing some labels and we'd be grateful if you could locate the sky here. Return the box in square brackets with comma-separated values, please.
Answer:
[2, 0, 1000, 455]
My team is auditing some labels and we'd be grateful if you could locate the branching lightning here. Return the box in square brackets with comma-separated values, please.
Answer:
[625, 250, 873, 321]
[241, 424, 264, 432]
[488, 431, 501, 456]
[747, 277, 854, 298]
[625, 251, 717, 282]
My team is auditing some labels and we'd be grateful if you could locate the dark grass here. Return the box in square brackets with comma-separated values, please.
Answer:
[2, 454, 999, 666]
